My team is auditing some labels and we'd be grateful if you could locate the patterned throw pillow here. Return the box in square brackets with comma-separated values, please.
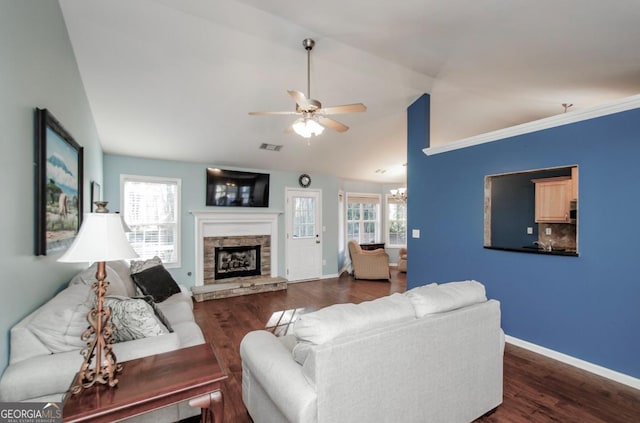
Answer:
[105, 297, 169, 343]
[130, 256, 163, 275]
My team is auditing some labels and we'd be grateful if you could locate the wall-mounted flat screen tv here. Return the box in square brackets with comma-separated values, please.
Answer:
[206, 168, 270, 207]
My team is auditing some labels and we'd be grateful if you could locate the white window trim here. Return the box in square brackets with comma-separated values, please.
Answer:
[345, 192, 382, 244]
[385, 194, 407, 248]
[120, 174, 182, 268]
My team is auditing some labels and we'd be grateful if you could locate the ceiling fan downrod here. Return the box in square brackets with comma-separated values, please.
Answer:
[303, 38, 315, 99]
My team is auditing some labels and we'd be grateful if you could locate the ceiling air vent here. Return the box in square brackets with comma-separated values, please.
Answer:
[259, 143, 283, 152]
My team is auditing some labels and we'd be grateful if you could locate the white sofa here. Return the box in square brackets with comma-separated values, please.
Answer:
[0, 260, 205, 422]
[241, 280, 504, 423]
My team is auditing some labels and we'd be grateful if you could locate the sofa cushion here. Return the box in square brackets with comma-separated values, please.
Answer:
[292, 293, 415, 364]
[27, 284, 94, 353]
[68, 260, 137, 297]
[405, 280, 487, 317]
[132, 264, 181, 303]
[104, 297, 170, 342]
[156, 298, 194, 326]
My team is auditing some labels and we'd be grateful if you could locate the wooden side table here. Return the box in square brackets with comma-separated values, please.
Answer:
[63, 343, 227, 423]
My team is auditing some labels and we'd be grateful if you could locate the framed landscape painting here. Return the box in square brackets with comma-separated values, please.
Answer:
[90, 181, 101, 212]
[34, 108, 84, 255]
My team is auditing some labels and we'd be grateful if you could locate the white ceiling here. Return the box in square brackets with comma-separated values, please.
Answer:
[59, 0, 640, 183]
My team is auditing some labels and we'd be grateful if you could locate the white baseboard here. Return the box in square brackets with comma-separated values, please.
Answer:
[505, 335, 640, 390]
[287, 273, 340, 284]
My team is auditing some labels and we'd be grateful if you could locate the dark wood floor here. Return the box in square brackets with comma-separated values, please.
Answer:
[193, 270, 640, 423]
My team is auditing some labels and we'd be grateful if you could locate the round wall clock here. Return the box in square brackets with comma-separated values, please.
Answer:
[298, 174, 311, 188]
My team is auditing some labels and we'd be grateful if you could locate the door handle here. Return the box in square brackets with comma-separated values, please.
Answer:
[316, 234, 320, 244]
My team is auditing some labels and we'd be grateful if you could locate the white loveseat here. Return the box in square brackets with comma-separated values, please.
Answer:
[241, 280, 504, 423]
[0, 260, 205, 422]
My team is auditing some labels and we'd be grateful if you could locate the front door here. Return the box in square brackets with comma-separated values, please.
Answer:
[285, 188, 322, 282]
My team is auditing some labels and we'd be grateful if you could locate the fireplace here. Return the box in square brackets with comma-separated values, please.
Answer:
[203, 235, 270, 284]
[214, 245, 261, 280]
[190, 210, 287, 301]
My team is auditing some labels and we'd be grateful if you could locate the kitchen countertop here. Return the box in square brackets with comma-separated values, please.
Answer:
[484, 246, 579, 256]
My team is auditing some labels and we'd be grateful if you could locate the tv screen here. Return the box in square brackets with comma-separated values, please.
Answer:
[206, 168, 270, 207]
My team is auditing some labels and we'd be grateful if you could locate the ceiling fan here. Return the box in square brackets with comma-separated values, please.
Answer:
[249, 38, 366, 139]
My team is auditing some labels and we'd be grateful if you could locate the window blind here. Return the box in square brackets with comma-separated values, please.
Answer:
[121, 175, 181, 267]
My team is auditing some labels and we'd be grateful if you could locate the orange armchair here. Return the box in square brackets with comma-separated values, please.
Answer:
[348, 240, 390, 280]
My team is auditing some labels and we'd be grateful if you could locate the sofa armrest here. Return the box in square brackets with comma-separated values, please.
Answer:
[240, 331, 317, 422]
[0, 349, 83, 402]
[0, 333, 180, 403]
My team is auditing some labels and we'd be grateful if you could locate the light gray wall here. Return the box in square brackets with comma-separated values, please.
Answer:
[103, 154, 342, 285]
[0, 1, 103, 371]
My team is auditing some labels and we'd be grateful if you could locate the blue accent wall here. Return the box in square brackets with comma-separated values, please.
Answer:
[407, 99, 640, 379]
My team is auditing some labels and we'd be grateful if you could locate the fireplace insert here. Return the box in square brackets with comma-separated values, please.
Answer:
[214, 245, 262, 280]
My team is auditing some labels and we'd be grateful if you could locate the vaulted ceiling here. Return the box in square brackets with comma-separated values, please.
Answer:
[59, 0, 640, 182]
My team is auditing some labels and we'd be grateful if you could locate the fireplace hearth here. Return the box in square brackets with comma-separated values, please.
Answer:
[214, 245, 261, 280]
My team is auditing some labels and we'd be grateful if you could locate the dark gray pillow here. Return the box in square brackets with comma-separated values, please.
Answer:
[131, 265, 181, 303]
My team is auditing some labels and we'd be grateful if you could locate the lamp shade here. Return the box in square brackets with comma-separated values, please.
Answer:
[58, 213, 139, 263]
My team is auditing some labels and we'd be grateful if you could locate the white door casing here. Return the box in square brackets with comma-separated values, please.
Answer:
[285, 188, 322, 282]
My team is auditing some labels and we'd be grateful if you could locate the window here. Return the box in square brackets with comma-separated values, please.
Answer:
[346, 193, 381, 244]
[292, 196, 316, 238]
[386, 195, 407, 247]
[121, 175, 181, 267]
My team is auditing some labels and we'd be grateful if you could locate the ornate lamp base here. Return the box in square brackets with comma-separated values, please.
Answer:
[71, 261, 121, 394]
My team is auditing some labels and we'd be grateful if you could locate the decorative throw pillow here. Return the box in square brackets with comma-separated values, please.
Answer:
[130, 256, 163, 275]
[136, 295, 174, 333]
[28, 283, 95, 353]
[68, 261, 137, 297]
[104, 297, 169, 343]
[131, 264, 181, 303]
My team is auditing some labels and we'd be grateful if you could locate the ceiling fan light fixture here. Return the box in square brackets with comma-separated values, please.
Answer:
[292, 117, 324, 138]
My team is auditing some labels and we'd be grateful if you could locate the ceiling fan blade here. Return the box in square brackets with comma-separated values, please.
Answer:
[320, 103, 367, 115]
[317, 116, 349, 132]
[288, 90, 308, 105]
[248, 111, 299, 116]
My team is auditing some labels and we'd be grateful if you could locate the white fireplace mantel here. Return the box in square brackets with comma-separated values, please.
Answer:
[190, 210, 282, 286]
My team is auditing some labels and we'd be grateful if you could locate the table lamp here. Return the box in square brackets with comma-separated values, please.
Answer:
[58, 201, 138, 393]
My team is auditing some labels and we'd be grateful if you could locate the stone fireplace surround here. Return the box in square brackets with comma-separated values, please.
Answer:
[190, 210, 287, 301]
[206, 236, 266, 282]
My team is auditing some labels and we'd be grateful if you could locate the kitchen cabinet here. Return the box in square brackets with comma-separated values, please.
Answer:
[532, 176, 573, 223]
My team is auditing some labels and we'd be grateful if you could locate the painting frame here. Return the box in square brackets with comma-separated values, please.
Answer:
[34, 108, 84, 256]
[90, 181, 101, 212]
